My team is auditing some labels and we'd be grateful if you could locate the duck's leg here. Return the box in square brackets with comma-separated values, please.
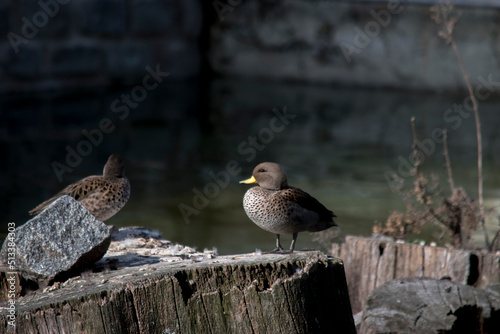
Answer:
[289, 233, 298, 252]
[272, 234, 284, 252]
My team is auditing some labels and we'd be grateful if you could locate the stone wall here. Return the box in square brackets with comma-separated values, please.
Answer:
[2, 1, 500, 94]
[0, 0, 202, 93]
[208, 0, 500, 94]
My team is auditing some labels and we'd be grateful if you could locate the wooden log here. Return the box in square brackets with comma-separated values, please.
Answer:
[358, 278, 500, 334]
[330, 236, 500, 314]
[0, 231, 355, 333]
[478, 252, 500, 287]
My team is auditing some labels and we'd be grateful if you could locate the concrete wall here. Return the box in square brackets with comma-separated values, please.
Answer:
[208, 0, 500, 93]
[0, 0, 202, 93]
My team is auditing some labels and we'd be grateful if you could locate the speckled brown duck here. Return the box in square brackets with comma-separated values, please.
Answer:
[30, 154, 130, 221]
[240, 162, 337, 252]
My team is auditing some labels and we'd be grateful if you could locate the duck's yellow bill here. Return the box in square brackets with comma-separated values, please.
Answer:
[239, 176, 257, 184]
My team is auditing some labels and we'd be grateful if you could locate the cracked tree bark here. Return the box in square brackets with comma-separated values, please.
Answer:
[0, 251, 355, 333]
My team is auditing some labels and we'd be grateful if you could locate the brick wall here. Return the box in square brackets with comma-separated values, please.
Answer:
[0, 0, 202, 93]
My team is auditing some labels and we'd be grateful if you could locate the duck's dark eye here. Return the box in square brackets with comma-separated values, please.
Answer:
[258, 168, 266, 173]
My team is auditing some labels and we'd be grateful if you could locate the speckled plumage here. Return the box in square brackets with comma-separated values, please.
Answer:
[240, 162, 337, 252]
[30, 154, 130, 221]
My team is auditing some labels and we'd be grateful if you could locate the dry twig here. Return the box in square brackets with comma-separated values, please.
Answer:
[431, 2, 489, 250]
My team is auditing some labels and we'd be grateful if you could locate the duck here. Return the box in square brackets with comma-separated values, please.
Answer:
[29, 154, 130, 221]
[240, 162, 337, 252]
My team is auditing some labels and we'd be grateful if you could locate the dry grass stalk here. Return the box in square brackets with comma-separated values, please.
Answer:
[374, 117, 478, 248]
[431, 2, 489, 249]
[374, 3, 498, 251]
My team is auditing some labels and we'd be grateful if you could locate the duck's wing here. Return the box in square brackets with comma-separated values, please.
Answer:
[29, 175, 103, 215]
[282, 187, 337, 223]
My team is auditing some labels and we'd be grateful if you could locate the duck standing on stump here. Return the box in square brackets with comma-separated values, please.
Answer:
[240, 162, 337, 252]
[30, 154, 130, 222]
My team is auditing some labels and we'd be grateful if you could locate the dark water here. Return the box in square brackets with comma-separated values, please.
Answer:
[2, 79, 500, 254]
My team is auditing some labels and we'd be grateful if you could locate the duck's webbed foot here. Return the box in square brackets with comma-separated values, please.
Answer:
[269, 234, 284, 253]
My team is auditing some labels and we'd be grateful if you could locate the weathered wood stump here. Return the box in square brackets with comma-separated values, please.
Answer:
[330, 236, 500, 314]
[0, 228, 355, 333]
[358, 278, 500, 334]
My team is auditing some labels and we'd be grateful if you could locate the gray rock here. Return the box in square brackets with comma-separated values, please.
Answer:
[359, 278, 500, 334]
[1, 195, 111, 285]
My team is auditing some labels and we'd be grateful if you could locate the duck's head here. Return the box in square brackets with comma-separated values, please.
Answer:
[240, 162, 288, 190]
[103, 154, 125, 178]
